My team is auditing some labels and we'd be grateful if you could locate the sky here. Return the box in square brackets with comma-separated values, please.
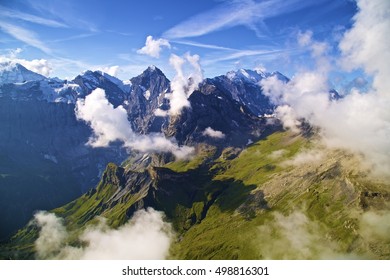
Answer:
[0, 0, 357, 80]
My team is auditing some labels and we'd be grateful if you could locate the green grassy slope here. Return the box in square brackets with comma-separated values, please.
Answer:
[172, 132, 390, 259]
[3, 130, 389, 259]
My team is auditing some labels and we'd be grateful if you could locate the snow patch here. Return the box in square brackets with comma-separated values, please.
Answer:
[144, 90, 151, 100]
[0, 62, 45, 84]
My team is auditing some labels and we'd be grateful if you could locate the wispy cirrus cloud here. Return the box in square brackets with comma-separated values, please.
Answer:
[0, 5, 67, 28]
[24, 0, 98, 32]
[49, 33, 96, 43]
[0, 21, 51, 54]
[171, 40, 235, 51]
[163, 0, 325, 39]
[202, 48, 286, 65]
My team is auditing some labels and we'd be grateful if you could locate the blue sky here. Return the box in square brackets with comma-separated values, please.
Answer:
[0, 0, 357, 80]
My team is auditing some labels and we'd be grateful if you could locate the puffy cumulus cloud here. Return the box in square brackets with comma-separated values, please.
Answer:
[20, 58, 52, 77]
[163, 53, 203, 116]
[257, 211, 359, 259]
[34, 208, 174, 260]
[137, 35, 171, 58]
[261, 0, 390, 177]
[0, 48, 52, 76]
[202, 127, 225, 139]
[75, 88, 132, 147]
[75, 88, 194, 159]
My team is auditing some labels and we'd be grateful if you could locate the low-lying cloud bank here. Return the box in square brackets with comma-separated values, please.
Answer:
[257, 211, 352, 259]
[75, 88, 194, 159]
[34, 208, 173, 260]
[261, 0, 390, 176]
[257, 209, 390, 259]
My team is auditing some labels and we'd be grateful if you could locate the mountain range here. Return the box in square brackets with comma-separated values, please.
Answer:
[0, 62, 281, 240]
[0, 63, 388, 260]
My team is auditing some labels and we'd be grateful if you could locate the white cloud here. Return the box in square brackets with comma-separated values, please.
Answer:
[75, 88, 133, 147]
[202, 49, 283, 65]
[154, 108, 168, 117]
[75, 88, 194, 159]
[34, 208, 174, 260]
[102, 65, 119, 77]
[268, 149, 287, 160]
[137, 35, 171, 58]
[0, 49, 52, 76]
[202, 127, 225, 139]
[297, 30, 313, 47]
[260, 0, 390, 177]
[166, 53, 203, 116]
[339, 0, 390, 94]
[172, 40, 235, 51]
[360, 211, 390, 241]
[168, 54, 190, 115]
[283, 149, 324, 166]
[0, 21, 51, 54]
[257, 211, 359, 259]
[8, 47, 22, 58]
[34, 211, 68, 259]
[274, 105, 301, 133]
[22, 59, 52, 76]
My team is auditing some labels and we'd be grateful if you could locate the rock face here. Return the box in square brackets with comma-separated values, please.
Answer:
[126, 66, 171, 133]
[0, 63, 283, 239]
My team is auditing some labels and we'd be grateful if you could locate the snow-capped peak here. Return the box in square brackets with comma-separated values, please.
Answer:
[226, 68, 265, 83]
[98, 70, 131, 93]
[225, 68, 290, 85]
[142, 65, 164, 76]
[0, 62, 45, 85]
